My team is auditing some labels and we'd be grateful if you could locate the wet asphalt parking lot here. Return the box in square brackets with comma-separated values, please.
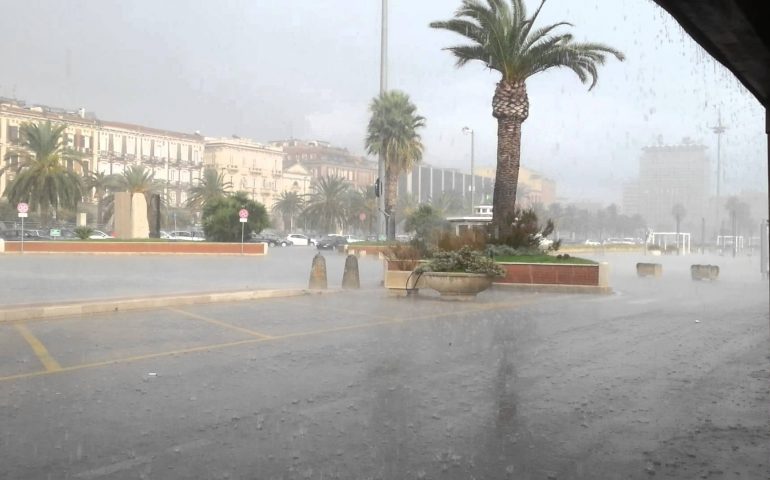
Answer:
[1, 250, 769, 479]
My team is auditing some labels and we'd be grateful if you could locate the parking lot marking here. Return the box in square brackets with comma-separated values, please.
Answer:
[14, 323, 62, 372]
[0, 297, 546, 384]
[167, 307, 274, 339]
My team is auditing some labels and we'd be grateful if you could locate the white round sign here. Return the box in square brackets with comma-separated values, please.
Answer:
[17, 202, 29, 213]
[238, 209, 249, 219]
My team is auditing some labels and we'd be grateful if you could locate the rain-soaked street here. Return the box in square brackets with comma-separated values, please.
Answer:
[1, 253, 768, 479]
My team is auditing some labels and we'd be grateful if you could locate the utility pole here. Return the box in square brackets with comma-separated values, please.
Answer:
[378, 0, 388, 240]
[711, 111, 727, 239]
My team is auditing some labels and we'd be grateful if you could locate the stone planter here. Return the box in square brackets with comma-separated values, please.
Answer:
[636, 262, 662, 277]
[691, 264, 719, 281]
[383, 259, 424, 296]
[421, 272, 494, 300]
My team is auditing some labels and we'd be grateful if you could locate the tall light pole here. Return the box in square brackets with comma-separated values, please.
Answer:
[377, 0, 388, 239]
[711, 111, 727, 236]
[462, 127, 475, 214]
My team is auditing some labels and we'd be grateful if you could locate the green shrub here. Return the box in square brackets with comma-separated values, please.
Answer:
[74, 226, 94, 240]
[417, 246, 505, 276]
[202, 192, 269, 242]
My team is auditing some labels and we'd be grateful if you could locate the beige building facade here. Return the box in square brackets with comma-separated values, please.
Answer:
[272, 139, 376, 191]
[475, 165, 557, 207]
[0, 99, 205, 208]
[203, 137, 311, 208]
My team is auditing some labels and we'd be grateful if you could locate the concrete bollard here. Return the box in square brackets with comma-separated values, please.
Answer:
[309, 253, 328, 289]
[691, 264, 719, 281]
[636, 262, 662, 277]
[342, 254, 360, 289]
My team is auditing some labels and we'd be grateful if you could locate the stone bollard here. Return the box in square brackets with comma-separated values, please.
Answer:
[636, 262, 662, 277]
[342, 254, 360, 289]
[691, 264, 719, 281]
[309, 253, 328, 289]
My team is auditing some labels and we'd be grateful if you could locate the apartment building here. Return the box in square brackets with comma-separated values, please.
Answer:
[0, 99, 205, 208]
[273, 139, 377, 191]
[623, 140, 710, 232]
[203, 137, 310, 207]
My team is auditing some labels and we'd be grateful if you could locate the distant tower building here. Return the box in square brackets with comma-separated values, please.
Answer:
[623, 139, 710, 232]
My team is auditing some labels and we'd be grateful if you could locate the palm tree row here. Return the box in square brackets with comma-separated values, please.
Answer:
[270, 175, 379, 236]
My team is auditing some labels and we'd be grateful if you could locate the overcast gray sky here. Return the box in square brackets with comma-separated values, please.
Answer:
[0, 0, 766, 204]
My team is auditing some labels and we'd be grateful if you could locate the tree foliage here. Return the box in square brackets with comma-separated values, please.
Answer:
[1, 121, 84, 223]
[365, 90, 425, 239]
[202, 192, 269, 242]
[187, 167, 231, 210]
[302, 175, 350, 234]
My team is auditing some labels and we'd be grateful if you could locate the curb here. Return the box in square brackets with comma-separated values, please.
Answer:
[0, 288, 342, 323]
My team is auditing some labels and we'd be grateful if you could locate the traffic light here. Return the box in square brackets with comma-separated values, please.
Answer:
[374, 178, 381, 198]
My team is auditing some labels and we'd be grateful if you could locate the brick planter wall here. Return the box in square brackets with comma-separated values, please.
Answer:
[497, 262, 601, 286]
[2, 241, 266, 255]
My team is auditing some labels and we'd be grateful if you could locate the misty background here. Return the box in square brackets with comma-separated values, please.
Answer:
[0, 0, 766, 204]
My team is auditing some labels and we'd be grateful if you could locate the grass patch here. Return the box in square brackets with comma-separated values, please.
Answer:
[494, 254, 596, 264]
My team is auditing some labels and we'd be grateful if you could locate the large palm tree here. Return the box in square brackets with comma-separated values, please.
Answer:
[365, 90, 425, 240]
[431, 0, 624, 237]
[272, 190, 305, 232]
[1, 121, 84, 224]
[302, 175, 350, 234]
[187, 167, 232, 211]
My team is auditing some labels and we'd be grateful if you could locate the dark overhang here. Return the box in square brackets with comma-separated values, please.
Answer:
[652, 0, 770, 108]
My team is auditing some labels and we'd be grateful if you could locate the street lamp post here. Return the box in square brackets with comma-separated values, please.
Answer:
[378, 0, 388, 239]
[711, 111, 727, 237]
[462, 127, 475, 214]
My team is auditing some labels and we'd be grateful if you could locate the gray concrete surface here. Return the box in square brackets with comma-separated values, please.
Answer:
[0, 251, 768, 479]
[0, 247, 377, 307]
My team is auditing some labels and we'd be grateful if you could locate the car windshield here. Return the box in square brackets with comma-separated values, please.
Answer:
[1, 2, 767, 479]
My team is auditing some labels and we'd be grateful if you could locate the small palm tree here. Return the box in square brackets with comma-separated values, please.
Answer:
[84, 171, 119, 225]
[302, 175, 350, 234]
[102, 165, 164, 224]
[272, 191, 305, 232]
[187, 167, 232, 211]
[1, 121, 84, 224]
[431, 0, 624, 237]
[365, 90, 425, 240]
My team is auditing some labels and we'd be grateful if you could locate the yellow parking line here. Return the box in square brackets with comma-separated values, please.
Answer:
[167, 307, 274, 339]
[0, 298, 540, 384]
[14, 324, 62, 372]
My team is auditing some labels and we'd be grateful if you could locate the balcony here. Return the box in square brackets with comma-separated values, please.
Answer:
[272, 170, 282, 177]
[226, 164, 239, 172]
[249, 167, 262, 175]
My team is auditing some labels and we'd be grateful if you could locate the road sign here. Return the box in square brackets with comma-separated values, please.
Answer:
[239, 217, 247, 223]
[18, 212, 28, 218]
[239, 209, 249, 219]
[17, 202, 28, 213]
[50, 229, 61, 237]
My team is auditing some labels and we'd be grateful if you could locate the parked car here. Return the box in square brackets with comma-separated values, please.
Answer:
[0, 229, 50, 241]
[584, 239, 601, 246]
[251, 232, 287, 247]
[285, 233, 316, 246]
[168, 230, 205, 241]
[316, 235, 348, 250]
[159, 230, 172, 239]
[89, 230, 114, 240]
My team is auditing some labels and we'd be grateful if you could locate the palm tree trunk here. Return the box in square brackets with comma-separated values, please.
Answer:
[492, 116, 523, 238]
[385, 165, 398, 240]
[491, 80, 528, 239]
